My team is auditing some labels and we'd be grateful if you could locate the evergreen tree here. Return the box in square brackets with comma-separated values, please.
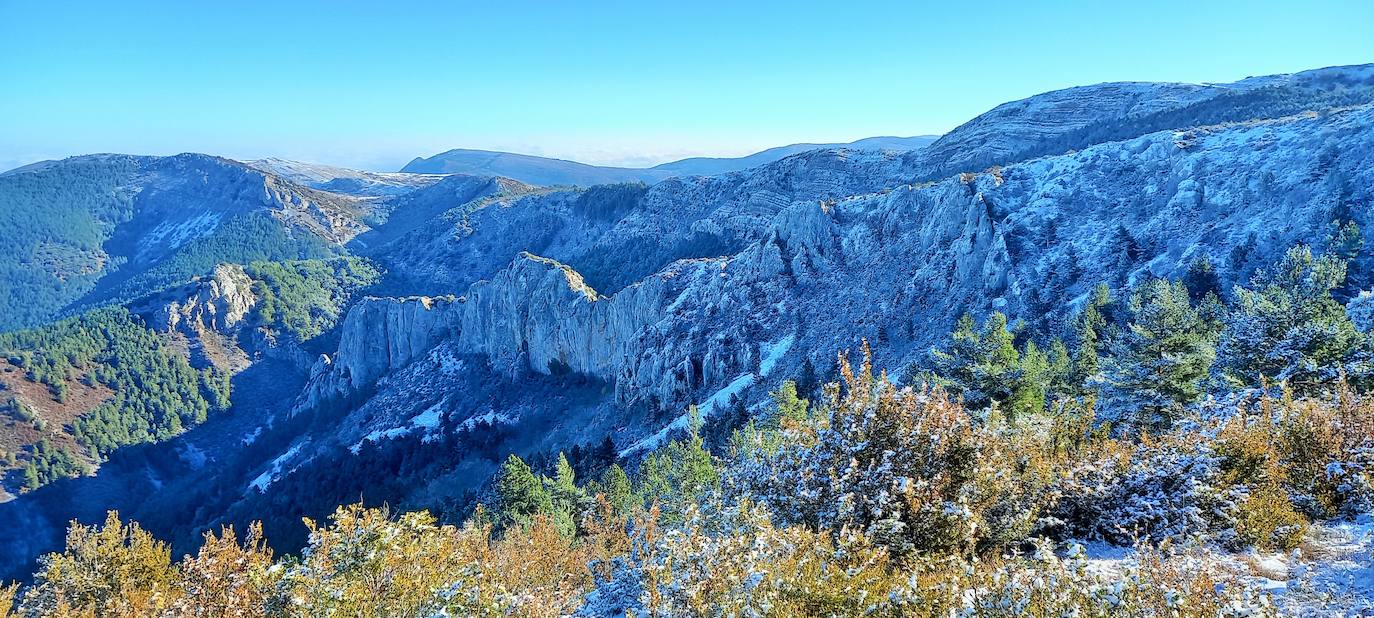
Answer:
[929, 312, 1020, 408]
[1219, 245, 1365, 390]
[1183, 255, 1222, 302]
[1046, 338, 1074, 399]
[1328, 220, 1363, 261]
[1228, 232, 1259, 275]
[598, 464, 633, 516]
[1007, 340, 1049, 419]
[545, 453, 584, 537]
[1327, 220, 1365, 298]
[1100, 279, 1216, 430]
[494, 454, 553, 529]
[770, 380, 809, 426]
[795, 356, 818, 399]
[1112, 225, 1143, 285]
[23, 463, 40, 491]
[1070, 284, 1114, 391]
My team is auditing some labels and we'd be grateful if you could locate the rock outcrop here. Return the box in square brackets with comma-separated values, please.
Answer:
[298, 295, 461, 410]
[130, 263, 258, 372]
[144, 264, 257, 335]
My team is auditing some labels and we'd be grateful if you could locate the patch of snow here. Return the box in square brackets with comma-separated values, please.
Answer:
[622, 372, 757, 457]
[249, 442, 303, 492]
[349, 427, 411, 454]
[457, 409, 517, 432]
[411, 402, 445, 430]
[1075, 514, 1374, 613]
[139, 212, 223, 255]
[758, 334, 795, 377]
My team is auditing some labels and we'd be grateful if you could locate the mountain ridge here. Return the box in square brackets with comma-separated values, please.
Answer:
[397, 135, 940, 184]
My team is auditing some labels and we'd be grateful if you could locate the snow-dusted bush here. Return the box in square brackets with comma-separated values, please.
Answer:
[726, 345, 1058, 559]
[1048, 434, 1230, 545]
[1344, 289, 1374, 332]
[589, 498, 1276, 617]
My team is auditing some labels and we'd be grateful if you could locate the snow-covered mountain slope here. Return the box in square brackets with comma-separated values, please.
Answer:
[913, 63, 1374, 179]
[245, 158, 446, 197]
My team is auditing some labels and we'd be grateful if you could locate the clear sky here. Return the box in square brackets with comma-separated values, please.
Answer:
[2, 0, 1372, 173]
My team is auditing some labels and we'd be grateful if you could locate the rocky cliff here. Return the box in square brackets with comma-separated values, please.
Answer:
[299, 295, 462, 409]
[294, 101, 1374, 458]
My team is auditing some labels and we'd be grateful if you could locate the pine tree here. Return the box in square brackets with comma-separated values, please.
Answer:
[545, 453, 584, 537]
[23, 463, 40, 491]
[1328, 220, 1363, 261]
[598, 464, 633, 515]
[1046, 338, 1073, 399]
[1183, 255, 1222, 302]
[1007, 340, 1049, 419]
[929, 312, 1020, 408]
[1328, 220, 1364, 297]
[495, 454, 553, 529]
[1219, 245, 1365, 390]
[1070, 284, 1114, 391]
[770, 380, 809, 426]
[795, 356, 818, 399]
[1228, 232, 1259, 274]
[1100, 279, 1216, 430]
[1112, 225, 1143, 285]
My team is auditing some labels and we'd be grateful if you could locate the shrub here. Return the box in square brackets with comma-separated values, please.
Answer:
[729, 343, 1059, 560]
[20, 511, 178, 616]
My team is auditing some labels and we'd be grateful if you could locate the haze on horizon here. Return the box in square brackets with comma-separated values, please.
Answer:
[2, 0, 1372, 174]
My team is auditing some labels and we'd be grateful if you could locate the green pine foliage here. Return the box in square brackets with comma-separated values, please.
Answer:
[0, 157, 139, 331]
[22, 439, 89, 490]
[1219, 245, 1366, 391]
[0, 307, 231, 480]
[929, 311, 1071, 419]
[1099, 279, 1218, 430]
[244, 257, 381, 341]
[97, 213, 339, 310]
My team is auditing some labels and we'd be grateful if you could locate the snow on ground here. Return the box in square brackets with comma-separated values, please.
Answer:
[1078, 514, 1374, 614]
[411, 402, 445, 430]
[621, 334, 796, 458]
[139, 212, 222, 255]
[758, 334, 795, 377]
[457, 409, 517, 432]
[1277, 514, 1374, 614]
[249, 442, 303, 492]
[349, 427, 411, 454]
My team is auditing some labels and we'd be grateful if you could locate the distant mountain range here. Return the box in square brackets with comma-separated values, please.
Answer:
[398, 135, 940, 185]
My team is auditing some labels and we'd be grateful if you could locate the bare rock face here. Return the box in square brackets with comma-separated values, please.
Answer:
[152, 264, 257, 334]
[455, 252, 665, 379]
[132, 263, 258, 372]
[298, 295, 461, 410]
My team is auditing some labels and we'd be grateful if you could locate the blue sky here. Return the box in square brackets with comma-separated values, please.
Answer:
[1, 1, 1372, 172]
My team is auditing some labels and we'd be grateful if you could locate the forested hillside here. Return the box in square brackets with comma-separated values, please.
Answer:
[0, 257, 378, 496]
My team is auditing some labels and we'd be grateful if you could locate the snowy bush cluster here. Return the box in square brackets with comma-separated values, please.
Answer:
[6, 342, 1373, 615]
